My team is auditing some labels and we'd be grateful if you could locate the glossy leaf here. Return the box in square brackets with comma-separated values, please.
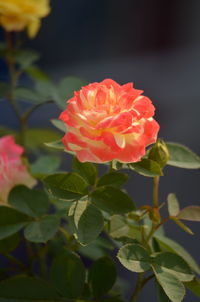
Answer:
[128, 158, 163, 177]
[166, 142, 200, 169]
[178, 206, 200, 222]
[88, 257, 117, 297]
[79, 237, 114, 260]
[51, 249, 86, 298]
[167, 193, 180, 216]
[153, 252, 194, 282]
[45, 139, 65, 150]
[0, 276, 60, 300]
[154, 235, 200, 274]
[185, 278, 200, 298]
[109, 215, 129, 239]
[153, 266, 185, 302]
[91, 186, 135, 214]
[44, 173, 88, 201]
[51, 119, 66, 132]
[58, 76, 87, 109]
[9, 185, 49, 218]
[14, 87, 42, 104]
[0, 233, 20, 254]
[24, 215, 60, 243]
[68, 199, 104, 245]
[31, 155, 61, 176]
[72, 157, 97, 185]
[15, 49, 40, 70]
[156, 280, 170, 302]
[97, 172, 128, 188]
[24, 128, 61, 150]
[117, 243, 151, 272]
[26, 66, 49, 81]
[0, 206, 30, 240]
[170, 217, 194, 235]
[34, 80, 64, 109]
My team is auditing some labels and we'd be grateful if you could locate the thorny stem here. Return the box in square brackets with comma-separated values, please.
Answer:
[152, 176, 160, 208]
[129, 273, 155, 302]
[130, 176, 160, 301]
[5, 31, 27, 147]
[129, 273, 144, 302]
[22, 100, 54, 122]
[3, 253, 26, 270]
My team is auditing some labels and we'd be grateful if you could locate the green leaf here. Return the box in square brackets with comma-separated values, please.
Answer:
[166, 142, 200, 169]
[43, 173, 88, 201]
[72, 157, 97, 185]
[128, 158, 163, 177]
[78, 237, 114, 260]
[24, 215, 60, 243]
[178, 206, 200, 222]
[154, 235, 200, 274]
[15, 49, 40, 70]
[9, 186, 49, 218]
[14, 87, 42, 104]
[109, 215, 129, 239]
[153, 252, 194, 282]
[170, 217, 194, 235]
[51, 119, 66, 132]
[57, 76, 87, 109]
[0, 126, 16, 137]
[35, 81, 59, 102]
[117, 243, 151, 272]
[0, 276, 60, 300]
[24, 128, 61, 150]
[156, 280, 170, 302]
[68, 199, 103, 245]
[45, 139, 65, 150]
[167, 193, 180, 216]
[31, 155, 61, 176]
[0, 206, 30, 240]
[26, 66, 49, 81]
[185, 278, 200, 298]
[97, 172, 128, 188]
[0, 82, 10, 99]
[51, 249, 86, 298]
[88, 257, 117, 297]
[0, 42, 7, 57]
[91, 186, 135, 214]
[153, 266, 185, 302]
[0, 233, 20, 254]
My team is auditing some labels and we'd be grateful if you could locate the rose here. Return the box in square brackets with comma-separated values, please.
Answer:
[0, 135, 36, 204]
[0, 0, 50, 38]
[59, 79, 160, 163]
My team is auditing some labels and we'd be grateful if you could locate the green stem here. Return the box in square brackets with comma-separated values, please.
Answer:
[36, 244, 48, 278]
[129, 273, 144, 302]
[5, 31, 27, 147]
[22, 100, 54, 122]
[152, 176, 160, 208]
[3, 254, 26, 270]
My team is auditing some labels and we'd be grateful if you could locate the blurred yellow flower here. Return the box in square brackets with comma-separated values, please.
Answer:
[0, 0, 50, 38]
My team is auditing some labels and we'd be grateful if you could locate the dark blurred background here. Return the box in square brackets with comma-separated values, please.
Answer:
[1, 0, 200, 301]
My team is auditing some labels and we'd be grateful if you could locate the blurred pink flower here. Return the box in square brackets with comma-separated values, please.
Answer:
[0, 135, 36, 204]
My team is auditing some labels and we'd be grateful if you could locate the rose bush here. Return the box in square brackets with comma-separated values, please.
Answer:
[0, 135, 36, 204]
[0, 0, 50, 38]
[60, 79, 160, 163]
[0, 4, 200, 301]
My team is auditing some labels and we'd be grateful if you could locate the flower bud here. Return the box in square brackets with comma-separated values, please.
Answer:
[148, 139, 169, 168]
[149, 208, 161, 224]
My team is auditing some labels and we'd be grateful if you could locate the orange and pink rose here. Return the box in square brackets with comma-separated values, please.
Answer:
[59, 79, 160, 163]
[0, 135, 36, 204]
